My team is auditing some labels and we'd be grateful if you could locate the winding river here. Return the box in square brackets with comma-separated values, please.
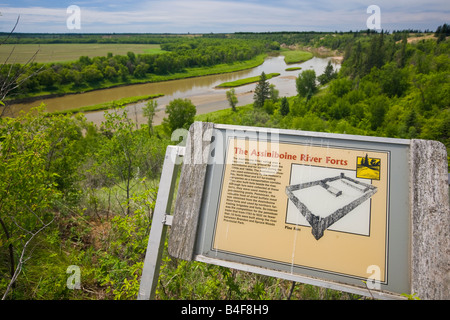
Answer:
[12, 55, 340, 125]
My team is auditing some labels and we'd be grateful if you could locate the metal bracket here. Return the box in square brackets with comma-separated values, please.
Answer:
[137, 145, 185, 300]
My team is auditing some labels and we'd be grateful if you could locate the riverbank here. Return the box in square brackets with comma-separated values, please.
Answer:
[7, 54, 267, 104]
[301, 46, 344, 63]
[51, 94, 164, 115]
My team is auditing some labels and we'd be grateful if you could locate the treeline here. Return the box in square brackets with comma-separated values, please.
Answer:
[0, 33, 198, 44]
[232, 29, 435, 47]
[3, 38, 267, 98]
[2, 29, 435, 47]
[158, 38, 266, 65]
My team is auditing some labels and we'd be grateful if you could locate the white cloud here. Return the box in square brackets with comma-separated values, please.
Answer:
[1, 0, 448, 33]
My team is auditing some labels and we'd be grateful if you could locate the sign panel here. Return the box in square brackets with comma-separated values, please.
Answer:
[212, 139, 389, 282]
[190, 124, 412, 297]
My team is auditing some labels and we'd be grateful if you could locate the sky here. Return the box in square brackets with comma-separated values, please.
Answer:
[0, 0, 449, 34]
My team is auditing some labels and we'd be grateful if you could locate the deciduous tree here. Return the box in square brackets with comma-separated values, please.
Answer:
[226, 88, 238, 112]
[0, 107, 61, 299]
[163, 98, 197, 133]
[143, 99, 157, 136]
[296, 69, 317, 101]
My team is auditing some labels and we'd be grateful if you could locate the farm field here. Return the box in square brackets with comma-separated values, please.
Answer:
[0, 43, 166, 63]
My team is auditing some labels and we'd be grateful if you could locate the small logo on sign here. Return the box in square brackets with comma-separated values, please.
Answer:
[357, 154, 381, 180]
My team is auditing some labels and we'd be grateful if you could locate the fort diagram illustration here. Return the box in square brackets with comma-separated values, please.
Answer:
[285, 172, 378, 240]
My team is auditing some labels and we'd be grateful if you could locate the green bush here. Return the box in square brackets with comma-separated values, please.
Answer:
[162, 98, 197, 133]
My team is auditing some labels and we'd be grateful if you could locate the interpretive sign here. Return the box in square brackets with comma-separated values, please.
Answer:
[139, 122, 449, 300]
[212, 138, 390, 283]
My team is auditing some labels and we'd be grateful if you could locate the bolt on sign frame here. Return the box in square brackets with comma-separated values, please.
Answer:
[138, 122, 449, 300]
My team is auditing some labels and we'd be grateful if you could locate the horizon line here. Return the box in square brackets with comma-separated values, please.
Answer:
[0, 28, 439, 36]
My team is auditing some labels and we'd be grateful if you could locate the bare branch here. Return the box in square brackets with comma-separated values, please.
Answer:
[1, 48, 42, 100]
[0, 15, 42, 117]
[1, 216, 55, 300]
[0, 15, 20, 46]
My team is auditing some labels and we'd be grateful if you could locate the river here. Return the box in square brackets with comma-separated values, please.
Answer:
[11, 55, 340, 126]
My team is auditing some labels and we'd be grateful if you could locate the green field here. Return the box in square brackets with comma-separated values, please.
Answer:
[280, 49, 313, 64]
[0, 44, 166, 63]
[216, 72, 280, 88]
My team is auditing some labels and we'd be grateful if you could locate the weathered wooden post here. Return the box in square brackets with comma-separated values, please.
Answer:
[168, 122, 214, 261]
[410, 140, 449, 300]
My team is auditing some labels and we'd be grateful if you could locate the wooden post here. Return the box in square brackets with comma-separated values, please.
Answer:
[410, 139, 450, 300]
[168, 122, 214, 261]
